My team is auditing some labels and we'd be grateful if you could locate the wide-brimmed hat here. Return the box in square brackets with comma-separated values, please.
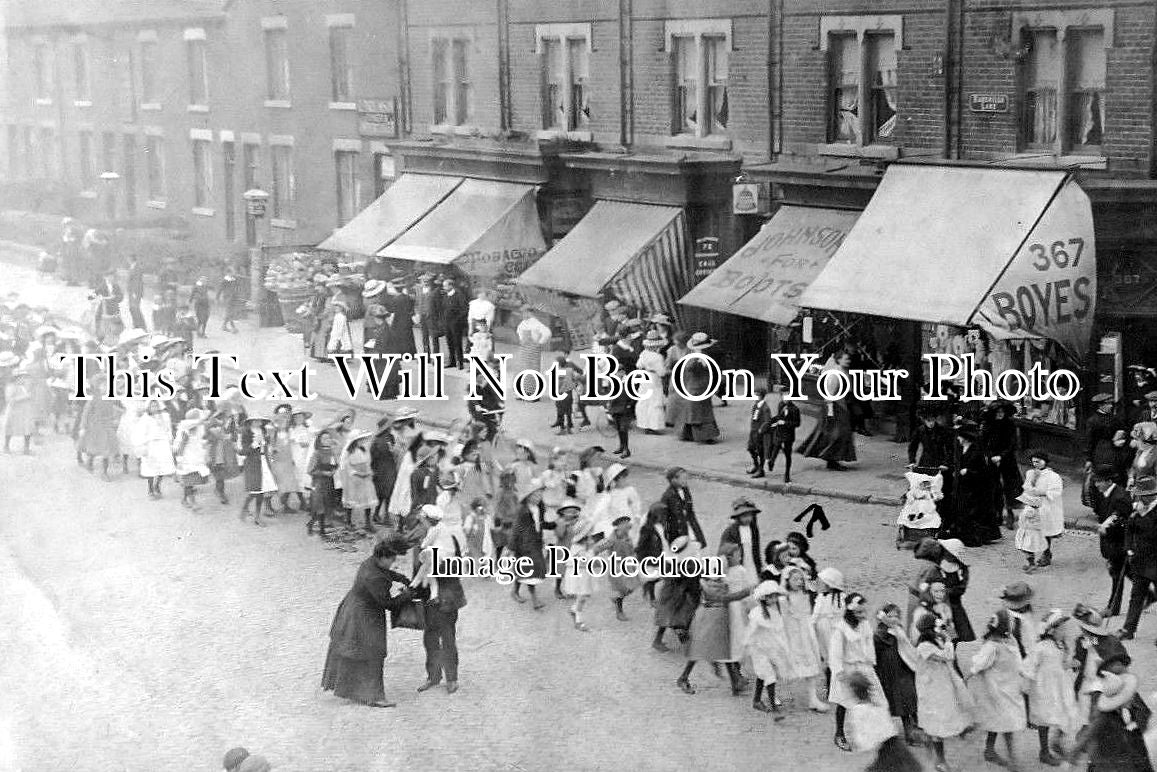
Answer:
[687, 332, 716, 351]
[1091, 393, 1115, 404]
[117, 328, 149, 347]
[1015, 492, 1044, 508]
[620, 317, 644, 330]
[515, 438, 535, 453]
[556, 499, 582, 516]
[752, 580, 786, 602]
[362, 279, 387, 298]
[1000, 582, 1034, 608]
[817, 567, 845, 591]
[292, 408, 313, 420]
[438, 469, 461, 490]
[602, 463, 628, 486]
[183, 407, 207, 422]
[649, 313, 672, 326]
[731, 496, 760, 518]
[1072, 604, 1111, 636]
[423, 429, 453, 445]
[937, 538, 968, 565]
[394, 406, 420, 422]
[1040, 608, 1070, 636]
[344, 429, 373, 449]
[34, 324, 58, 339]
[571, 518, 599, 543]
[1131, 475, 1157, 497]
[0, 351, 19, 367]
[604, 299, 622, 312]
[642, 330, 665, 349]
[244, 416, 271, 425]
[1098, 672, 1139, 712]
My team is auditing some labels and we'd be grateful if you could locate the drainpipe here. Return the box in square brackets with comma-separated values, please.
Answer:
[943, 0, 963, 159]
[1151, 0, 1157, 178]
[496, 0, 511, 131]
[619, 0, 633, 148]
[767, 0, 777, 159]
[398, 0, 412, 136]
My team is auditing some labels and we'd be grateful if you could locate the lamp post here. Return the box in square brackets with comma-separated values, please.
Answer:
[99, 171, 120, 221]
[243, 188, 270, 308]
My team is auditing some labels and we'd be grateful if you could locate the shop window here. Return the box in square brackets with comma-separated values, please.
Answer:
[192, 138, 213, 209]
[73, 40, 91, 102]
[1021, 29, 1060, 148]
[329, 25, 353, 103]
[264, 27, 291, 102]
[271, 143, 295, 221]
[145, 135, 165, 203]
[139, 37, 159, 105]
[186, 35, 209, 107]
[78, 130, 96, 191]
[1066, 28, 1105, 151]
[334, 150, 360, 226]
[431, 37, 472, 127]
[671, 33, 729, 138]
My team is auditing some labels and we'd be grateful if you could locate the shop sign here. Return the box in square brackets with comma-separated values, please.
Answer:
[968, 94, 1009, 113]
[693, 237, 721, 280]
[357, 98, 398, 138]
[733, 182, 768, 215]
[246, 199, 266, 218]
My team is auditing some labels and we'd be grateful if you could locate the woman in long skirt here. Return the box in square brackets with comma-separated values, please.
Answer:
[76, 375, 123, 478]
[798, 352, 857, 470]
[2, 369, 36, 453]
[635, 332, 668, 434]
[290, 410, 315, 492]
[670, 334, 721, 443]
[322, 535, 413, 708]
[239, 417, 276, 526]
[268, 405, 303, 512]
[513, 309, 553, 395]
[135, 400, 176, 499]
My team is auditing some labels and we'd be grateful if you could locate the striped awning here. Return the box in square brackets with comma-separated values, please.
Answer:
[515, 201, 691, 322]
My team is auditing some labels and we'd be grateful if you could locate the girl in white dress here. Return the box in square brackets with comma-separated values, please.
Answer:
[635, 332, 668, 433]
[172, 408, 210, 510]
[744, 581, 791, 719]
[828, 592, 887, 752]
[561, 518, 601, 632]
[289, 410, 314, 491]
[914, 613, 972, 772]
[117, 396, 147, 474]
[135, 399, 175, 499]
[781, 565, 828, 712]
[1021, 610, 1080, 765]
[1021, 450, 1064, 567]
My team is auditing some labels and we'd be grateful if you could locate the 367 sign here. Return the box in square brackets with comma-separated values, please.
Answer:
[974, 181, 1097, 360]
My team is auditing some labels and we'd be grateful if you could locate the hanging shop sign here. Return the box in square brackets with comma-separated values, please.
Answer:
[357, 98, 399, 138]
[732, 182, 769, 215]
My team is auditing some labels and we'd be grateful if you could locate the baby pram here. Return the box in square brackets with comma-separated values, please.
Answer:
[896, 467, 943, 549]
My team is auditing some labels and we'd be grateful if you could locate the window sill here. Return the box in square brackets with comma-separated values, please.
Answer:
[79, 190, 98, 199]
[187, 104, 209, 113]
[1003, 153, 1108, 171]
[454, 125, 482, 137]
[270, 218, 297, 229]
[264, 99, 292, 109]
[664, 133, 733, 151]
[146, 200, 167, 210]
[73, 100, 93, 108]
[192, 206, 215, 217]
[536, 129, 594, 143]
[140, 103, 162, 112]
[817, 142, 899, 160]
[329, 101, 357, 111]
[34, 98, 52, 106]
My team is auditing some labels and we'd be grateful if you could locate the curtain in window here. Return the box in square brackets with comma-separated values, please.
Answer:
[830, 35, 859, 143]
[1026, 89, 1057, 145]
[1075, 91, 1104, 146]
[543, 38, 564, 129]
[675, 37, 697, 132]
[568, 38, 590, 129]
[706, 38, 728, 133]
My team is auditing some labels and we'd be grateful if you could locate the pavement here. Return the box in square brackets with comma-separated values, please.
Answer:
[0, 244, 1096, 531]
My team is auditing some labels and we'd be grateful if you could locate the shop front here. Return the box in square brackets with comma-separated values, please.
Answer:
[797, 163, 1098, 454]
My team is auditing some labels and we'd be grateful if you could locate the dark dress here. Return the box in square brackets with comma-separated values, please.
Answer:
[364, 314, 400, 399]
[322, 559, 412, 704]
[949, 442, 1000, 546]
[385, 293, 417, 356]
[654, 575, 701, 629]
[370, 432, 398, 509]
[940, 565, 976, 643]
[510, 501, 550, 582]
[1079, 695, 1153, 772]
[670, 360, 720, 443]
[798, 369, 856, 462]
[874, 622, 918, 717]
[981, 413, 1022, 512]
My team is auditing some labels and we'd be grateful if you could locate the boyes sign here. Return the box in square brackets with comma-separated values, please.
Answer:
[974, 179, 1097, 359]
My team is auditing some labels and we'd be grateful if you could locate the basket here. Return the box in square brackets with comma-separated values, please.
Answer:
[276, 288, 313, 333]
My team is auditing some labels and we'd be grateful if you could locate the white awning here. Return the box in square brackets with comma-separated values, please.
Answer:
[316, 173, 462, 255]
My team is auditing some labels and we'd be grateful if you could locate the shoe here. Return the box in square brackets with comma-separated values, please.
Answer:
[416, 680, 441, 693]
[826, 461, 849, 471]
[368, 699, 396, 708]
[445, 681, 459, 694]
[983, 749, 1008, 767]
[620, 450, 631, 459]
[1022, 564, 1037, 574]
[1117, 629, 1136, 641]
[783, 478, 792, 485]
[651, 641, 670, 653]
[935, 764, 954, 772]
[751, 471, 765, 479]
[616, 609, 628, 622]
[554, 588, 566, 600]
[808, 696, 830, 713]
[575, 622, 591, 632]
[511, 590, 526, 604]
[532, 601, 547, 610]
[676, 679, 695, 695]
[834, 735, 852, 752]
[1037, 551, 1052, 567]
[611, 448, 623, 456]
[745, 467, 757, 475]
[1039, 750, 1061, 766]
[752, 702, 772, 713]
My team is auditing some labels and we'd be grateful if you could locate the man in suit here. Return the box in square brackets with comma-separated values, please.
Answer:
[1117, 475, 1157, 640]
[718, 496, 763, 575]
[93, 269, 124, 340]
[660, 466, 705, 546]
[1093, 466, 1132, 618]
[747, 387, 773, 477]
[413, 273, 443, 355]
[767, 384, 801, 484]
[439, 278, 469, 369]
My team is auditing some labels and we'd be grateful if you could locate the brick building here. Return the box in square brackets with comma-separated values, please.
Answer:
[2, 0, 402, 258]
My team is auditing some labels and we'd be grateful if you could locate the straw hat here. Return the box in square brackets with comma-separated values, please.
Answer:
[1072, 604, 1111, 636]
[421, 504, 444, 522]
[556, 499, 582, 516]
[423, 429, 453, 445]
[817, 567, 845, 591]
[1097, 672, 1139, 712]
[602, 462, 628, 486]
[394, 406, 420, 422]
[687, 332, 716, 351]
[34, 324, 58, 339]
[344, 429, 373, 449]
[1131, 476, 1157, 497]
[1000, 582, 1034, 609]
[183, 407, 207, 422]
[117, 328, 149, 347]
[752, 580, 786, 602]
[362, 279, 387, 298]
[1040, 609, 1069, 636]
[642, 330, 665, 349]
[937, 538, 968, 565]
[649, 313, 672, 326]
[731, 496, 760, 519]
[571, 518, 599, 542]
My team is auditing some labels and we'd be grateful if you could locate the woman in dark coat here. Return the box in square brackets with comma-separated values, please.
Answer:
[950, 427, 1001, 546]
[383, 282, 417, 356]
[322, 536, 413, 707]
[936, 538, 975, 643]
[509, 484, 552, 609]
[669, 334, 721, 444]
[874, 603, 919, 746]
[981, 402, 1022, 527]
[798, 352, 857, 470]
[206, 402, 243, 505]
[362, 301, 400, 399]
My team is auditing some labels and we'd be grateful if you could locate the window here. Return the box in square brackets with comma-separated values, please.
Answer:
[102, 131, 117, 175]
[1021, 29, 1060, 148]
[671, 34, 729, 137]
[40, 128, 56, 177]
[78, 131, 96, 190]
[33, 41, 52, 101]
[1067, 28, 1105, 151]
[140, 38, 158, 104]
[373, 151, 395, 198]
[264, 28, 290, 102]
[431, 37, 472, 127]
[335, 150, 359, 226]
[7, 126, 21, 178]
[539, 30, 590, 132]
[865, 34, 896, 143]
[329, 26, 353, 102]
[271, 144, 294, 220]
[122, 134, 137, 215]
[828, 34, 859, 143]
[117, 47, 137, 122]
[222, 141, 236, 240]
[187, 38, 208, 106]
[192, 139, 212, 208]
[73, 41, 90, 102]
[243, 142, 260, 191]
[145, 135, 165, 202]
